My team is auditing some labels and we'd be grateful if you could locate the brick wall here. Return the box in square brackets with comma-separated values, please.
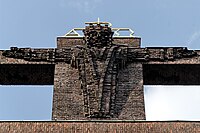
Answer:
[52, 63, 85, 120]
[57, 37, 141, 48]
[52, 60, 145, 120]
[116, 63, 145, 120]
[57, 37, 85, 48]
[113, 37, 141, 47]
[0, 121, 200, 133]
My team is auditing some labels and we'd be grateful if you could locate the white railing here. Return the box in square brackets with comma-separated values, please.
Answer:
[112, 28, 134, 37]
[64, 28, 135, 38]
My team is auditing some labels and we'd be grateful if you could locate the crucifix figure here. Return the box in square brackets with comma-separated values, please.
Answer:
[1, 20, 198, 120]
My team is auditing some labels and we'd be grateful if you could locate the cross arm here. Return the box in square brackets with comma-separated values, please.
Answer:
[2, 47, 72, 63]
[127, 47, 197, 62]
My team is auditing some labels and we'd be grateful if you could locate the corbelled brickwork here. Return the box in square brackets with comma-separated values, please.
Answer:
[0, 121, 200, 133]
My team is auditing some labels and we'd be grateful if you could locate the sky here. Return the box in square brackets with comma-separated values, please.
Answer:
[1, 0, 200, 120]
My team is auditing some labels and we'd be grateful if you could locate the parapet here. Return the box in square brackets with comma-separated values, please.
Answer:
[57, 20, 141, 48]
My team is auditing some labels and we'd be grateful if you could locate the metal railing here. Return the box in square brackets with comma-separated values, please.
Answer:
[64, 28, 135, 37]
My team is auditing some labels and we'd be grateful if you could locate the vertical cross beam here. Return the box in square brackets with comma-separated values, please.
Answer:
[52, 63, 85, 120]
[116, 63, 145, 119]
[52, 33, 145, 120]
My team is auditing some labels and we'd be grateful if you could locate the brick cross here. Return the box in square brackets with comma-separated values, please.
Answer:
[0, 21, 198, 120]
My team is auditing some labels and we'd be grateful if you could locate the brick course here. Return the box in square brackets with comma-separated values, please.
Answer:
[0, 121, 200, 133]
[57, 37, 141, 48]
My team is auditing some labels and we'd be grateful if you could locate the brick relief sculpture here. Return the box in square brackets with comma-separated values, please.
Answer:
[2, 20, 197, 120]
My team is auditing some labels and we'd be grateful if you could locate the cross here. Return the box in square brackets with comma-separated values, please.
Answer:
[0, 21, 199, 120]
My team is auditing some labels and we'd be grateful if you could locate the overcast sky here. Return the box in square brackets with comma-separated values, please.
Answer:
[1, 0, 200, 120]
